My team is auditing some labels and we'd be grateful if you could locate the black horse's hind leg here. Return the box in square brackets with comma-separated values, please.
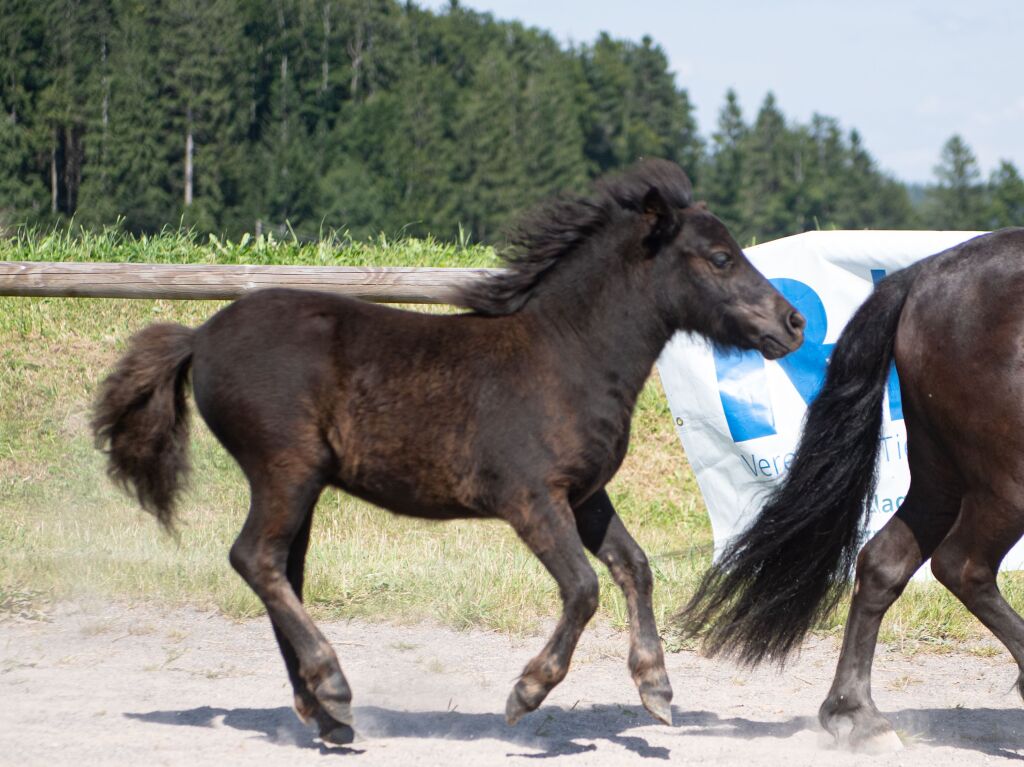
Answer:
[230, 473, 355, 744]
[819, 486, 959, 749]
[574, 488, 672, 724]
[931, 492, 1024, 697]
[505, 496, 600, 725]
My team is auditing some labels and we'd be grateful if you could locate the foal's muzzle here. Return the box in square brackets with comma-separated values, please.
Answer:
[759, 310, 805, 360]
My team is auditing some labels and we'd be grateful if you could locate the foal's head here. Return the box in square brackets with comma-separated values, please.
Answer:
[460, 158, 804, 360]
[638, 173, 804, 359]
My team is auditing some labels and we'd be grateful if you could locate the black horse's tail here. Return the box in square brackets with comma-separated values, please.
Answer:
[678, 263, 923, 665]
[91, 324, 195, 531]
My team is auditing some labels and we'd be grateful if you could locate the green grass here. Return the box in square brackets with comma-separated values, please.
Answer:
[0, 228, 1012, 656]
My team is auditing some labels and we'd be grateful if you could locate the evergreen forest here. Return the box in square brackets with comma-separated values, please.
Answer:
[3, 0, 1023, 244]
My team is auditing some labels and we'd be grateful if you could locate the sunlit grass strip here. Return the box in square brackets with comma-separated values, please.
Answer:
[1, 222, 498, 268]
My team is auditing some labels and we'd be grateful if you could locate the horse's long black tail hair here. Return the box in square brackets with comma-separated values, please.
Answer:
[677, 262, 924, 665]
[91, 323, 195, 532]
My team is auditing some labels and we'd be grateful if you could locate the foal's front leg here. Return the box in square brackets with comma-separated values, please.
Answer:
[574, 488, 673, 724]
[505, 496, 600, 725]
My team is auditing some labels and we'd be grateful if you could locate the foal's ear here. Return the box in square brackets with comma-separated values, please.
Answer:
[641, 186, 681, 252]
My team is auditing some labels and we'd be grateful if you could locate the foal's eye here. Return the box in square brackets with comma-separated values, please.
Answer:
[709, 251, 732, 269]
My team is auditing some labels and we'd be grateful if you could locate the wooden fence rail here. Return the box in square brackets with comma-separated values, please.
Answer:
[0, 262, 497, 304]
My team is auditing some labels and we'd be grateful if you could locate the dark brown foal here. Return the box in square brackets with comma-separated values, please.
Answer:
[93, 159, 803, 744]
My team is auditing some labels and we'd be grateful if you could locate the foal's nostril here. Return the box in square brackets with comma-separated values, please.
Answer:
[787, 310, 806, 335]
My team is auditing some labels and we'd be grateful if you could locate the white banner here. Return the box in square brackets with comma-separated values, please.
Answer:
[655, 230, 1024, 572]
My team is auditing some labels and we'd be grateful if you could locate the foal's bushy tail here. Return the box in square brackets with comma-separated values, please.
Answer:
[677, 264, 923, 665]
[91, 324, 195, 531]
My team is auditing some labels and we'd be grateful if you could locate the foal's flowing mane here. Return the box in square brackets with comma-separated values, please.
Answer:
[457, 158, 694, 316]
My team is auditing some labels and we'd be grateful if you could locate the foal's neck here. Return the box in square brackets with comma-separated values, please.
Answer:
[524, 229, 674, 405]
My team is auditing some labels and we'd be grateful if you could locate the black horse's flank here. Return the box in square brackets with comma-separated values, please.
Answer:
[92, 158, 804, 745]
[680, 227, 1024, 749]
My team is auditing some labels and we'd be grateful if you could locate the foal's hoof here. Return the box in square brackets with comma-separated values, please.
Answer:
[505, 680, 545, 726]
[639, 683, 673, 726]
[505, 687, 530, 726]
[314, 675, 354, 726]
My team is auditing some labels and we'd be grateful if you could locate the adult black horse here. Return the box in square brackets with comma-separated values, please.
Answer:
[681, 228, 1024, 749]
[92, 159, 804, 745]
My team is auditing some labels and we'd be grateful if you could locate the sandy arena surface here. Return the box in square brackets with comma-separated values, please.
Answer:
[3, 601, 1024, 766]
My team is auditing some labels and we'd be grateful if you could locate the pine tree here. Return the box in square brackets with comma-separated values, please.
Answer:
[737, 92, 798, 242]
[925, 134, 985, 229]
[0, 0, 50, 225]
[986, 160, 1024, 228]
[579, 33, 699, 177]
[86, 1, 172, 231]
[452, 41, 525, 242]
[702, 89, 747, 230]
[155, 0, 251, 231]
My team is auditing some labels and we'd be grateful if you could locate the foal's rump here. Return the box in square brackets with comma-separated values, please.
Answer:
[189, 288, 348, 471]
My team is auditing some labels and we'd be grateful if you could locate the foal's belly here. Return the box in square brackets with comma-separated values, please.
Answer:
[329, 461, 489, 521]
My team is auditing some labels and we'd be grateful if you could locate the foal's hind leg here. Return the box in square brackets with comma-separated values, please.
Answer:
[230, 473, 355, 744]
[273, 506, 317, 721]
[819, 485, 959, 750]
[574, 488, 672, 724]
[265, 505, 352, 743]
[505, 495, 600, 725]
[930, 492, 1024, 697]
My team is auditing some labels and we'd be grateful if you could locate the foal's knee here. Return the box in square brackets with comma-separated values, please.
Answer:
[229, 538, 255, 580]
[626, 546, 654, 594]
[229, 537, 286, 591]
[570, 569, 600, 623]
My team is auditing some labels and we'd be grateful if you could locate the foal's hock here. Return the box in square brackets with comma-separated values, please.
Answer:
[92, 159, 803, 745]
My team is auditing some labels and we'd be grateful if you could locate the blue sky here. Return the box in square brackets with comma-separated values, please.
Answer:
[420, 0, 1023, 184]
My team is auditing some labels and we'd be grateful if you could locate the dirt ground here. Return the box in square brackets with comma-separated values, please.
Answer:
[2, 601, 1024, 766]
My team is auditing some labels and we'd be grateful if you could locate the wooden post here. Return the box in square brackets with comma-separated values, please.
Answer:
[0, 262, 495, 304]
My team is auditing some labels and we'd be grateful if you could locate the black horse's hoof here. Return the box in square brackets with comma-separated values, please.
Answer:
[820, 696, 900, 753]
[853, 729, 903, 754]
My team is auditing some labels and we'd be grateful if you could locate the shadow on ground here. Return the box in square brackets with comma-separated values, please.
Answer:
[889, 708, 1024, 761]
[125, 703, 1024, 760]
[126, 703, 810, 760]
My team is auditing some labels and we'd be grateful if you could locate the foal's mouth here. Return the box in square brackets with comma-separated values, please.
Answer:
[759, 334, 799, 360]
